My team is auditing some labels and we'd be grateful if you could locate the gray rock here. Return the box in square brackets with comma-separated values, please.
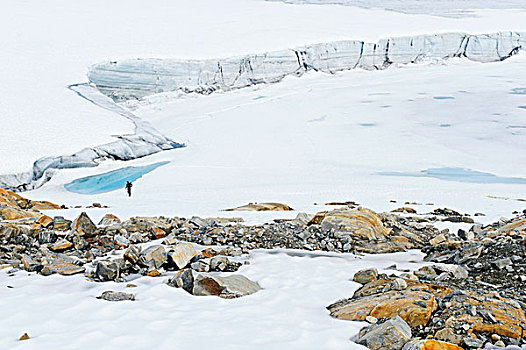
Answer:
[210, 256, 229, 272]
[190, 260, 209, 272]
[96, 260, 120, 281]
[123, 245, 141, 264]
[492, 258, 512, 269]
[353, 268, 378, 284]
[167, 242, 197, 269]
[97, 291, 135, 301]
[167, 269, 194, 293]
[192, 273, 261, 298]
[432, 263, 468, 279]
[357, 315, 412, 350]
[463, 337, 484, 348]
[139, 245, 166, 269]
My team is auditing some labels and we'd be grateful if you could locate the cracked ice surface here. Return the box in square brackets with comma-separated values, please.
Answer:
[89, 32, 526, 101]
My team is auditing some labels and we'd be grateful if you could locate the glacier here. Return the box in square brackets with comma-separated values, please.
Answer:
[89, 32, 525, 101]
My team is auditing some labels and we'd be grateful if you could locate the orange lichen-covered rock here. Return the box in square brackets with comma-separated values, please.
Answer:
[36, 215, 54, 228]
[317, 208, 391, 241]
[0, 207, 40, 220]
[0, 188, 60, 210]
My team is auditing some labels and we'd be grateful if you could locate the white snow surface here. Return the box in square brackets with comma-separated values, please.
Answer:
[0, 248, 426, 349]
[1, 0, 526, 175]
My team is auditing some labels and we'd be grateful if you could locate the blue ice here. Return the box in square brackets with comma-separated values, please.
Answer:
[64, 161, 169, 194]
[378, 167, 526, 184]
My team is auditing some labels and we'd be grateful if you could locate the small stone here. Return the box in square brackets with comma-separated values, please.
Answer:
[494, 341, 505, 347]
[19, 333, 30, 341]
[366, 315, 378, 324]
[462, 337, 484, 348]
[190, 260, 209, 272]
[210, 256, 229, 272]
[492, 258, 511, 269]
[491, 334, 501, 342]
[97, 291, 135, 301]
[353, 268, 379, 284]
[389, 278, 407, 291]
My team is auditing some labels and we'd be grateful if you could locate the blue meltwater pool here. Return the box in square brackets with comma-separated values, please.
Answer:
[64, 161, 169, 194]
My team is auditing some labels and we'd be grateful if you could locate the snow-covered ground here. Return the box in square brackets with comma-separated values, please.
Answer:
[29, 53, 526, 226]
[0, 248, 426, 349]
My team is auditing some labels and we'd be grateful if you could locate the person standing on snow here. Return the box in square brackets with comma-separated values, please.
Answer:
[125, 181, 133, 197]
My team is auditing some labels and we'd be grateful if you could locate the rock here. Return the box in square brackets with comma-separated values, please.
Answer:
[366, 315, 378, 324]
[21, 254, 38, 272]
[72, 212, 97, 236]
[97, 291, 135, 301]
[19, 333, 30, 341]
[319, 208, 391, 242]
[0, 207, 40, 220]
[462, 337, 484, 348]
[50, 239, 73, 252]
[328, 278, 447, 327]
[151, 227, 166, 239]
[492, 258, 512, 269]
[190, 260, 209, 272]
[389, 278, 408, 291]
[189, 216, 208, 227]
[72, 235, 89, 250]
[429, 234, 446, 246]
[53, 217, 71, 231]
[392, 207, 417, 214]
[96, 260, 120, 281]
[139, 245, 166, 269]
[41, 262, 85, 276]
[415, 266, 438, 280]
[357, 316, 412, 350]
[353, 268, 379, 284]
[123, 245, 141, 264]
[167, 242, 197, 269]
[432, 264, 468, 279]
[167, 269, 194, 293]
[458, 229, 474, 241]
[192, 273, 261, 298]
[98, 214, 121, 226]
[36, 215, 54, 228]
[402, 339, 463, 350]
[210, 256, 229, 272]
[225, 202, 293, 211]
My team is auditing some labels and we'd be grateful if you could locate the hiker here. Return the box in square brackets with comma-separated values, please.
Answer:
[125, 181, 133, 197]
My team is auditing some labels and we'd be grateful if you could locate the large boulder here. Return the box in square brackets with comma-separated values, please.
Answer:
[98, 214, 121, 226]
[72, 212, 97, 237]
[225, 202, 293, 211]
[167, 242, 197, 269]
[318, 208, 391, 241]
[357, 316, 412, 350]
[139, 245, 166, 269]
[402, 340, 462, 350]
[192, 273, 261, 298]
[353, 268, 378, 284]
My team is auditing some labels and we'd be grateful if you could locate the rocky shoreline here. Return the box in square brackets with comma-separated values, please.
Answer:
[1, 187, 525, 349]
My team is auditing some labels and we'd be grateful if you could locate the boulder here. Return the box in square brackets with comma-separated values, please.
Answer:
[50, 239, 73, 252]
[402, 340, 463, 350]
[0, 207, 40, 220]
[139, 245, 166, 269]
[36, 215, 54, 228]
[168, 242, 197, 269]
[353, 268, 379, 284]
[192, 273, 261, 298]
[167, 269, 194, 293]
[123, 245, 141, 264]
[96, 260, 120, 281]
[225, 202, 293, 211]
[98, 214, 121, 226]
[318, 208, 391, 242]
[328, 278, 448, 327]
[72, 212, 97, 236]
[357, 316, 412, 350]
[97, 291, 135, 301]
[41, 262, 85, 276]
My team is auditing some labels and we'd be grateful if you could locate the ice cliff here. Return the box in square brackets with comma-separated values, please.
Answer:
[89, 32, 525, 101]
[0, 84, 183, 192]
